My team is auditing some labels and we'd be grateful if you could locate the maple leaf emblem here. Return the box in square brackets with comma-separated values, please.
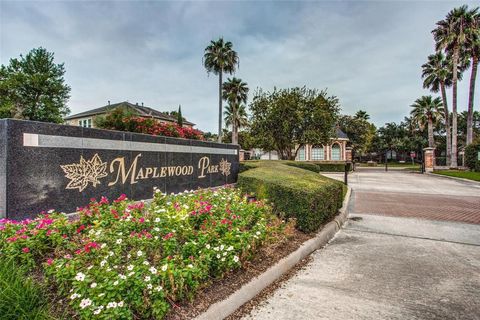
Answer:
[60, 154, 108, 192]
[219, 158, 231, 176]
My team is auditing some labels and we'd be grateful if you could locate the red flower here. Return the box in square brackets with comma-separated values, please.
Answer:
[76, 225, 86, 234]
[47, 258, 54, 265]
[22, 247, 30, 253]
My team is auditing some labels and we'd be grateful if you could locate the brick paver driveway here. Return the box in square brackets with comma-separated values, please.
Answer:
[346, 168, 480, 224]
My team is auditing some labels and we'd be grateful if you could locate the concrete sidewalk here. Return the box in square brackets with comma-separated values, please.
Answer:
[243, 215, 480, 320]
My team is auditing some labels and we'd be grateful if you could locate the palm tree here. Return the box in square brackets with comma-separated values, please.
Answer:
[466, 8, 480, 145]
[203, 38, 239, 143]
[222, 77, 249, 145]
[354, 110, 370, 120]
[433, 5, 475, 167]
[410, 96, 444, 148]
[422, 51, 453, 165]
[224, 104, 249, 144]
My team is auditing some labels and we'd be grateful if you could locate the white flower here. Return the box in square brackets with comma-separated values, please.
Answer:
[108, 251, 114, 256]
[113, 280, 119, 286]
[70, 293, 81, 300]
[113, 265, 118, 269]
[206, 244, 211, 249]
[143, 260, 150, 266]
[149, 267, 157, 274]
[216, 254, 221, 259]
[93, 308, 102, 315]
[127, 265, 134, 271]
[220, 245, 225, 251]
[154, 218, 161, 223]
[79, 298, 92, 309]
[90, 282, 97, 288]
[147, 284, 153, 289]
[128, 271, 135, 277]
[144, 276, 151, 282]
[221, 257, 225, 262]
[137, 250, 143, 257]
[119, 274, 126, 280]
[127, 254, 131, 259]
[233, 256, 239, 263]
[154, 236, 159, 240]
[154, 227, 160, 232]
[188, 264, 193, 268]
[118, 301, 124, 307]
[100, 260, 107, 267]
[155, 286, 163, 292]
[213, 247, 219, 251]
[100, 243, 107, 249]
[107, 302, 118, 309]
[161, 264, 168, 272]
[223, 251, 227, 256]
[256, 231, 261, 236]
[116, 239, 122, 244]
[227, 246, 233, 251]
[106, 268, 112, 272]
[75, 272, 85, 282]
[47, 209, 55, 214]
[87, 265, 93, 270]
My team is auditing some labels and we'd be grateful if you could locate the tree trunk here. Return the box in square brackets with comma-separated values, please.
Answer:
[217, 71, 223, 143]
[451, 46, 459, 168]
[467, 55, 478, 146]
[428, 117, 434, 148]
[232, 104, 238, 145]
[440, 82, 451, 166]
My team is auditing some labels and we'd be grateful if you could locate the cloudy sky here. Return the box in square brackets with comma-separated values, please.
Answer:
[1, 0, 479, 132]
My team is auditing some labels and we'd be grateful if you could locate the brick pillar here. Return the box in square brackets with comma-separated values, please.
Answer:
[424, 147, 435, 172]
[346, 147, 353, 162]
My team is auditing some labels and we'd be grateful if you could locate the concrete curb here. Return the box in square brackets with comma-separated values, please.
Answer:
[195, 187, 352, 320]
[427, 172, 480, 185]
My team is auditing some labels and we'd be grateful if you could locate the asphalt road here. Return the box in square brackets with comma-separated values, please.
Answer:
[243, 169, 480, 320]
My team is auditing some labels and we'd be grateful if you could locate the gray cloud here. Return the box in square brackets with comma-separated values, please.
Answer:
[1, 0, 479, 131]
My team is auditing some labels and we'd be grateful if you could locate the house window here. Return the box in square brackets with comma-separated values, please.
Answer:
[78, 119, 92, 128]
[311, 145, 324, 160]
[332, 143, 341, 160]
[298, 146, 305, 161]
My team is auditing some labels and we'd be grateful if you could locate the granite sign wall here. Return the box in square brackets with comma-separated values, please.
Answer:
[0, 119, 239, 220]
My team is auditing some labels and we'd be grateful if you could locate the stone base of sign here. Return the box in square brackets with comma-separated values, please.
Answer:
[0, 119, 239, 220]
[194, 187, 352, 320]
[423, 147, 435, 173]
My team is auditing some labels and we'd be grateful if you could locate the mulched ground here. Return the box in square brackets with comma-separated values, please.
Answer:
[165, 224, 315, 320]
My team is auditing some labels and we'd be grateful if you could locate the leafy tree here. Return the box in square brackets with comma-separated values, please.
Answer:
[410, 96, 444, 148]
[465, 8, 480, 145]
[433, 5, 475, 166]
[203, 38, 239, 143]
[0, 47, 71, 123]
[338, 114, 375, 156]
[202, 131, 218, 142]
[221, 129, 256, 150]
[249, 87, 339, 160]
[354, 110, 370, 120]
[222, 77, 249, 145]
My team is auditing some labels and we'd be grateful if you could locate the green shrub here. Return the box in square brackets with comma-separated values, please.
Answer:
[237, 162, 344, 233]
[284, 161, 352, 173]
[465, 141, 480, 171]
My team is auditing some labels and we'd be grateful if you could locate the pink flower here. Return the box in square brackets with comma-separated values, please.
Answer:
[22, 247, 30, 253]
[99, 196, 109, 205]
[47, 258, 54, 265]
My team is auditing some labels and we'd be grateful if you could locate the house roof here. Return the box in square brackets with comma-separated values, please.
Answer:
[64, 101, 195, 126]
[335, 127, 349, 139]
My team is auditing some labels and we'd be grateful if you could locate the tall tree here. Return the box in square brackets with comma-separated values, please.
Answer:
[222, 77, 249, 145]
[203, 38, 239, 143]
[433, 5, 475, 167]
[177, 105, 183, 127]
[0, 47, 71, 123]
[422, 51, 453, 165]
[224, 104, 249, 144]
[466, 8, 480, 145]
[410, 96, 444, 148]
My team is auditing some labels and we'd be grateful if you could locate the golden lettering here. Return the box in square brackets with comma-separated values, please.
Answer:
[152, 167, 159, 178]
[160, 167, 167, 177]
[181, 166, 189, 175]
[145, 167, 153, 178]
[136, 168, 145, 180]
[198, 156, 210, 178]
[108, 154, 142, 186]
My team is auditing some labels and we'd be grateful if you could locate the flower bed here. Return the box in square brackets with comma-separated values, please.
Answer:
[0, 187, 283, 319]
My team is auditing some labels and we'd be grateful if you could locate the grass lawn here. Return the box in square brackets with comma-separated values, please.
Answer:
[434, 170, 480, 182]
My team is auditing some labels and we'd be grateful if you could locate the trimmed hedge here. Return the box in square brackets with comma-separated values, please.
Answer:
[237, 161, 344, 233]
[465, 141, 480, 171]
[285, 161, 352, 173]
